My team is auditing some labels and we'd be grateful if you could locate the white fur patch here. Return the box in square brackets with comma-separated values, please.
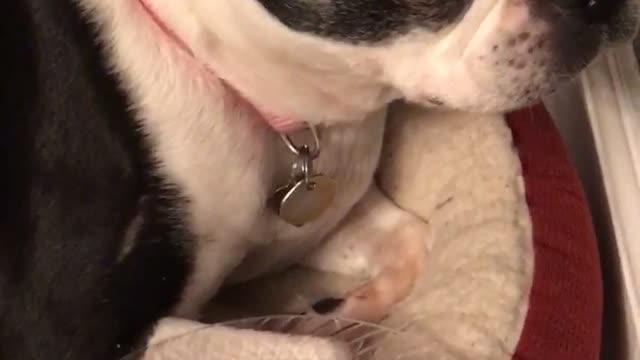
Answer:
[76, 0, 386, 318]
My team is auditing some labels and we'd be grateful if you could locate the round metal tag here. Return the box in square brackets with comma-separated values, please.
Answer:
[278, 174, 337, 227]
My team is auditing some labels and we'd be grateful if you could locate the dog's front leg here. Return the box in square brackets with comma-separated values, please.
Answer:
[302, 186, 431, 323]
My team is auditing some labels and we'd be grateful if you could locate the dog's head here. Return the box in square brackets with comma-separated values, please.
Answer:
[186, 0, 639, 124]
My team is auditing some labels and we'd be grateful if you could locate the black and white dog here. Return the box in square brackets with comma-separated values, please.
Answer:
[1, 0, 637, 359]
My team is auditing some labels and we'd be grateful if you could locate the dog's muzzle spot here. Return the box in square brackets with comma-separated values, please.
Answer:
[517, 32, 531, 41]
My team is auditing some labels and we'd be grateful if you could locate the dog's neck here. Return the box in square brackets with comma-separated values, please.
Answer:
[138, 0, 307, 132]
[135, 0, 397, 128]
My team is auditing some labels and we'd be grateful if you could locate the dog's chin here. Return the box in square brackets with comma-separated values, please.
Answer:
[392, 63, 565, 115]
[404, 91, 544, 115]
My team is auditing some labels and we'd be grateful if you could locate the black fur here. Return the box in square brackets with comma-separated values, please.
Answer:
[258, 0, 636, 44]
[257, 0, 472, 43]
[0, 1, 193, 359]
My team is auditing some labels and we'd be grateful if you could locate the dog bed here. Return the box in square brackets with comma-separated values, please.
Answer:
[363, 102, 601, 360]
[501, 104, 602, 360]
[136, 103, 602, 360]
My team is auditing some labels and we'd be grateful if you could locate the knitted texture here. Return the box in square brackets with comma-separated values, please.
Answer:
[507, 104, 603, 360]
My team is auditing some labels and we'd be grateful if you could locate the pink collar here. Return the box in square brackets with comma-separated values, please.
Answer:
[137, 0, 305, 133]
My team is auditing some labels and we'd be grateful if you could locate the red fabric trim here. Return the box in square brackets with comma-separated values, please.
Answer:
[506, 104, 602, 360]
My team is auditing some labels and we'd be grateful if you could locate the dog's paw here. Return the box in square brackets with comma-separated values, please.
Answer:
[311, 297, 345, 315]
[309, 277, 394, 324]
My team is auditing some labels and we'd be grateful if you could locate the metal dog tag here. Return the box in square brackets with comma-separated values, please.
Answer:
[271, 125, 338, 227]
[274, 174, 337, 227]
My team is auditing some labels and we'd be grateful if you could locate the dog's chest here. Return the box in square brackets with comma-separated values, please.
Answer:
[99, 10, 385, 313]
[137, 74, 385, 312]
[119, 50, 384, 311]
[145, 95, 385, 252]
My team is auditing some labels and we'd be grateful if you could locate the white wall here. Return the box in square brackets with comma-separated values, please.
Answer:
[544, 85, 624, 360]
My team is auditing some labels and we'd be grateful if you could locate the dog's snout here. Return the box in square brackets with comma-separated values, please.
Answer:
[525, 0, 637, 75]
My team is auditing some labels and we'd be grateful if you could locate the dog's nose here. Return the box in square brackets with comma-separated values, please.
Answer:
[549, 0, 626, 25]
[580, 0, 625, 25]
